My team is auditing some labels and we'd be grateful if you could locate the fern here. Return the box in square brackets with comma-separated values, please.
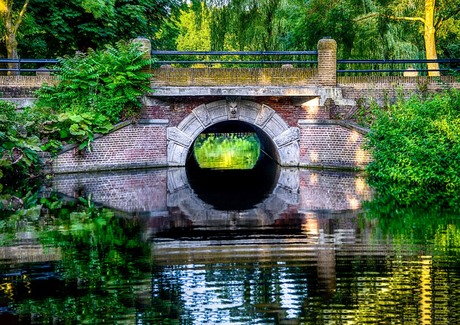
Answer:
[35, 40, 154, 123]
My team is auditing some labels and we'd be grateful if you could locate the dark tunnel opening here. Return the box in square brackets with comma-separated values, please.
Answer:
[185, 121, 280, 211]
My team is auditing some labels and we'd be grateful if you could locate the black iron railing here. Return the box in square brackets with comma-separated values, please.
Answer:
[0, 54, 458, 75]
[150, 50, 319, 67]
[0, 58, 59, 74]
[337, 58, 460, 75]
[151, 51, 460, 75]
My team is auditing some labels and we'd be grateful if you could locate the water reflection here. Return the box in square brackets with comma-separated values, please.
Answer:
[186, 150, 279, 210]
[2, 168, 460, 324]
[49, 167, 371, 231]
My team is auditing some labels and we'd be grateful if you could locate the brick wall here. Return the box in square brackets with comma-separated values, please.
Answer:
[0, 76, 56, 98]
[52, 121, 168, 173]
[299, 120, 372, 169]
[299, 169, 371, 211]
[143, 97, 330, 128]
[335, 76, 460, 118]
[51, 97, 370, 172]
[51, 168, 168, 214]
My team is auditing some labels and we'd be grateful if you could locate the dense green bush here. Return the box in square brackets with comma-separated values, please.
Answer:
[1, 41, 154, 202]
[36, 40, 154, 123]
[193, 133, 260, 169]
[0, 102, 42, 184]
[33, 40, 154, 154]
[366, 89, 460, 210]
[0, 101, 43, 209]
[40, 112, 113, 153]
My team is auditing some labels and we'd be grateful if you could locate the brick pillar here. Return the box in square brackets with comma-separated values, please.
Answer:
[317, 38, 337, 86]
[132, 37, 152, 72]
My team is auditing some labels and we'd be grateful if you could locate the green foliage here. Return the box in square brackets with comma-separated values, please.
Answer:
[179, 0, 460, 62]
[365, 89, 460, 210]
[0, 40, 155, 184]
[352, 99, 383, 128]
[17, 0, 186, 57]
[176, 2, 211, 51]
[0, 194, 157, 323]
[36, 41, 154, 123]
[187, 0, 292, 51]
[193, 133, 260, 169]
[41, 112, 113, 153]
[0, 101, 42, 187]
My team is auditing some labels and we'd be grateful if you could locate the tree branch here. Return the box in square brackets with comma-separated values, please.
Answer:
[354, 12, 425, 24]
[435, 17, 444, 30]
[13, 0, 29, 34]
[387, 15, 425, 23]
[435, 5, 460, 30]
[353, 12, 380, 22]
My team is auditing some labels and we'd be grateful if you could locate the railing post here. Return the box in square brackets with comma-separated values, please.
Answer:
[132, 37, 152, 72]
[36, 67, 51, 77]
[317, 38, 337, 86]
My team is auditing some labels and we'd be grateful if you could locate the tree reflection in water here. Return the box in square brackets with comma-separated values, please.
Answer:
[0, 170, 460, 323]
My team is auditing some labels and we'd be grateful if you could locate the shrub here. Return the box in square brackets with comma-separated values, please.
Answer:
[36, 40, 154, 123]
[0, 101, 42, 182]
[366, 89, 460, 210]
[0, 101, 43, 207]
[41, 112, 113, 153]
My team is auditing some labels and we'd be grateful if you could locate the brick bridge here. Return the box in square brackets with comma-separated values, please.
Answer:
[2, 38, 458, 172]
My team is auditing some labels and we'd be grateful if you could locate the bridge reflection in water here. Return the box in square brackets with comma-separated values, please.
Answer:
[50, 166, 371, 231]
[51, 166, 371, 296]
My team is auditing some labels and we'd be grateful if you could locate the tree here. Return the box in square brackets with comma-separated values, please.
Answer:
[356, 0, 460, 76]
[0, 1, 185, 59]
[291, 0, 358, 56]
[176, 2, 211, 51]
[0, 0, 29, 75]
[187, 0, 292, 51]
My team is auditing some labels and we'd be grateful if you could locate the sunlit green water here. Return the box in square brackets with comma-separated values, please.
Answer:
[193, 133, 260, 170]
[1, 169, 460, 324]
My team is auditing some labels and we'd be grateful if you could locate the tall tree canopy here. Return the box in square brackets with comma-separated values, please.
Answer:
[355, 0, 460, 75]
[180, 0, 459, 64]
[0, 0, 185, 59]
[1, 0, 458, 64]
[176, 1, 211, 51]
[185, 0, 292, 51]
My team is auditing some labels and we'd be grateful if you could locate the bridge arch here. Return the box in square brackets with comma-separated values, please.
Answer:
[167, 99, 300, 166]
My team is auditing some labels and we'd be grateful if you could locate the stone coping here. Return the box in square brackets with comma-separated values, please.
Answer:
[298, 119, 370, 135]
[337, 75, 459, 85]
[0, 75, 57, 86]
[0, 74, 457, 89]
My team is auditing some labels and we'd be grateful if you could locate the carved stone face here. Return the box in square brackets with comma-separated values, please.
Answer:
[228, 101, 238, 117]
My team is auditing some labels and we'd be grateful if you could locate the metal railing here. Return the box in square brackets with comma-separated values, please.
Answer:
[0, 54, 458, 75]
[151, 50, 319, 67]
[151, 51, 459, 75]
[0, 58, 59, 74]
[337, 58, 460, 75]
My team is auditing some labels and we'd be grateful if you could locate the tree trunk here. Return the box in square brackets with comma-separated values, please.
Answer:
[5, 29, 19, 76]
[424, 0, 440, 76]
[2, 0, 29, 76]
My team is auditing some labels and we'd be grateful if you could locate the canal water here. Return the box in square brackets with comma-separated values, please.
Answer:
[1, 165, 460, 324]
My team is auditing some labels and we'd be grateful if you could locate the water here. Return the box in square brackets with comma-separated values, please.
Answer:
[1, 167, 460, 324]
